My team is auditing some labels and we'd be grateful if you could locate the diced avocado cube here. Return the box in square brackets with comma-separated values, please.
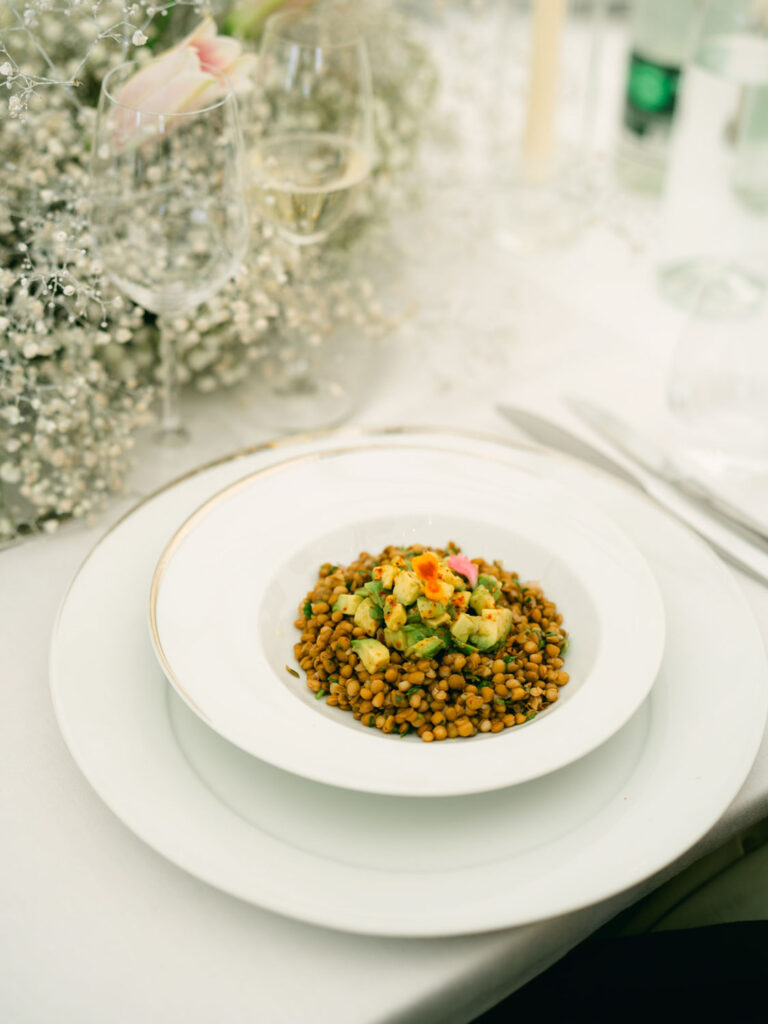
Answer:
[429, 612, 451, 627]
[478, 574, 502, 600]
[429, 579, 455, 603]
[351, 638, 390, 674]
[471, 618, 501, 651]
[451, 612, 477, 644]
[393, 570, 422, 606]
[407, 635, 444, 659]
[362, 580, 384, 605]
[417, 596, 445, 622]
[372, 563, 397, 589]
[497, 607, 514, 644]
[450, 591, 471, 614]
[383, 628, 408, 651]
[332, 593, 362, 616]
[470, 585, 495, 614]
[354, 597, 381, 635]
[438, 565, 464, 590]
[383, 595, 407, 631]
[406, 607, 423, 624]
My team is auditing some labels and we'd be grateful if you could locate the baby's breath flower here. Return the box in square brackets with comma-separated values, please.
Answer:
[0, 0, 436, 543]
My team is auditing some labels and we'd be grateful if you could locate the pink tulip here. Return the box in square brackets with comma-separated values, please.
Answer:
[447, 554, 479, 588]
[114, 17, 256, 117]
[173, 16, 257, 96]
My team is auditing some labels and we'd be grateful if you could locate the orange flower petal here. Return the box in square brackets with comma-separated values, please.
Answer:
[413, 552, 439, 582]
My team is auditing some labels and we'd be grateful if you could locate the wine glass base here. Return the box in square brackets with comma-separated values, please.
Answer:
[153, 424, 191, 448]
[659, 261, 766, 317]
[259, 376, 355, 433]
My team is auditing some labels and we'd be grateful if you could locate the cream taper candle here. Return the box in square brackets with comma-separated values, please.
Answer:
[523, 0, 567, 176]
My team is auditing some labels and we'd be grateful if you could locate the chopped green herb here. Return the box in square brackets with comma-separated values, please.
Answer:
[526, 711, 537, 720]
[406, 686, 421, 697]
[315, 689, 326, 700]
[303, 600, 312, 619]
[561, 637, 570, 654]
[329, 565, 338, 572]
[504, 655, 516, 666]
[285, 665, 300, 678]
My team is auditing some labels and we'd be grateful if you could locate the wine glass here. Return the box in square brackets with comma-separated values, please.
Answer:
[659, 0, 768, 317]
[90, 60, 250, 445]
[667, 274, 768, 473]
[245, 7, 374, 429]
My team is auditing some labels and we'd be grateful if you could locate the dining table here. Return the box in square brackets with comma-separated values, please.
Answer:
[4, 7, 768, 1022]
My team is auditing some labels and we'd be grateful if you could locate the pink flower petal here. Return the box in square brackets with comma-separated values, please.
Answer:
[195, 35, 242, 72]
[149, 67, 217, 115]
[223, 53, 258, 92]
[114, 47, 191, 110]
[447, 555, 478, 588]
[176, 15, 218, 50]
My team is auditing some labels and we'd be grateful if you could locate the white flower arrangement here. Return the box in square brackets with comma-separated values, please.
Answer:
[0, 1, 438, 542]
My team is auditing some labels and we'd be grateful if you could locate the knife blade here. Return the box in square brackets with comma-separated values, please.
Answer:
[496, 405, 642, 486]
[496, 402, 768, 587]
[566, 397, 768, 553]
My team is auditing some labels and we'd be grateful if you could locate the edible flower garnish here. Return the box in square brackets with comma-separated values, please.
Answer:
[447, 553, 478, 587]
[412, 551, 444, 601]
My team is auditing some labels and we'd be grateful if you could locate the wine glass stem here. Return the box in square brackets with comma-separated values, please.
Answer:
[156, 316, 189, 446]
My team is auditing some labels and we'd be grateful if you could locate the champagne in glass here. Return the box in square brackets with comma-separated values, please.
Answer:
[253, 131, 370, 245]
[248, 8, 373, 246]
[241, 7, 374, 431]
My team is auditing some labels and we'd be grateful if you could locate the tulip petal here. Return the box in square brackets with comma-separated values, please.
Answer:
[195, 35, 243, 71]
[114, 47, 191, 110]
[223, 53, 258, 92]
[176, 14, 218, 50]
[145, 68, 217, 115]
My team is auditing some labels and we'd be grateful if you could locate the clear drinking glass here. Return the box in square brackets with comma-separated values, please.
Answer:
[660, 0, 768, 316]
[249, 7, 373, 247]
[90, 60, 249, 445]
[668, 277, 768, 473]
[241, 7, 374, 431]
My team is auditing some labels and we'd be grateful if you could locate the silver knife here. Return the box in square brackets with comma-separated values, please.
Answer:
[566, 397, 768, 553]
[496, 402, 768, 586]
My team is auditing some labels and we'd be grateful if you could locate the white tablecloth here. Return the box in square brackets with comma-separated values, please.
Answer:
[4, 9, 768, 1023]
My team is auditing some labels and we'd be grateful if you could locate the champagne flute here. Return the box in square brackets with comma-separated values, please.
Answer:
[90, 60, 249, 445]
[245, 7, 374, 428]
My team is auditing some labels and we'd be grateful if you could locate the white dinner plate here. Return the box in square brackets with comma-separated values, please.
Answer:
[149, 443, 665, 795]
[50, 429, 768, 937]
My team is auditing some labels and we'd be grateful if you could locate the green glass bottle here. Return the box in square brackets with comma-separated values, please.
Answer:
[617, 0, 699, 191]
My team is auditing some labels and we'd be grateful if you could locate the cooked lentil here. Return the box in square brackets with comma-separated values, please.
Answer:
[292, 544, 569, 742]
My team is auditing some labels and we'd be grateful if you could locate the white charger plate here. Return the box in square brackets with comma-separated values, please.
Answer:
[50, 429, 768, 937]
[149, 444, 665, 795]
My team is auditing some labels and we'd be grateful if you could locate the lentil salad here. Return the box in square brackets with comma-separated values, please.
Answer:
[293, 543, 569, 742]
